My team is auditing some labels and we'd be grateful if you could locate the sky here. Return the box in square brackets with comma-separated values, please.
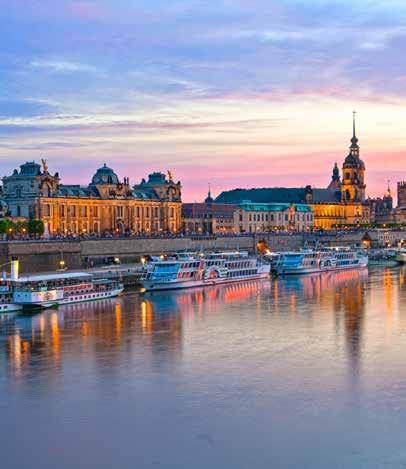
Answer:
[1, 0, 406, 202]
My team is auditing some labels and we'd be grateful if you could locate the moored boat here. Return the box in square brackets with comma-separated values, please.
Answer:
[12, 271, 124, 310]
[140, 251, 270, 292]
[276, 248, 368, 275]
[395, 248, 406, 264]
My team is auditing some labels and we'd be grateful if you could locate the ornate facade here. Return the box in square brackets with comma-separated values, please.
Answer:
[2, 161, 182, 235]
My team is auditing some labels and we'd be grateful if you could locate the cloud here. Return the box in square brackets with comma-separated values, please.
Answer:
[2, 0, 406, 199]
[0, 99, 58, 118]
[30, 60, 97, 73]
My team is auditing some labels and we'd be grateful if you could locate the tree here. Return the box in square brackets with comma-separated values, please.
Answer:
[27, 219, 44, 236]
[0, 219, 13, 235]
[14, 220, 28, 235]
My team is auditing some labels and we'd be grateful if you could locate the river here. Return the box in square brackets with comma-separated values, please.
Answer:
[1, 266, 405, 468]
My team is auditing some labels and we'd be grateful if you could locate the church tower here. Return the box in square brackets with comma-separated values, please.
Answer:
[327, 162, 341, 191]
[341, 112, 366, 203]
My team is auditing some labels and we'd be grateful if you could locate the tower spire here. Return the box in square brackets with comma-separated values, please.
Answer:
[353, 110, 356, 139]
[350, 111, 359, 149]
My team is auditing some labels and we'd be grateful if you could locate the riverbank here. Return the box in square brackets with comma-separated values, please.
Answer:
[0, 229, 404, 274]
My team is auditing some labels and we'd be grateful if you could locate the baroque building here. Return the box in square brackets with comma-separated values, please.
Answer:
[2, 161, 182, 235]
[216, 114, 371, 230]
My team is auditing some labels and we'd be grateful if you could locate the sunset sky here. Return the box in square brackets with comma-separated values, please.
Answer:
[1, 0, 406, 201]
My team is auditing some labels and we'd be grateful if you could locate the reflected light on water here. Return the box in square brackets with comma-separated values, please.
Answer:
[0, 267, 406, 468]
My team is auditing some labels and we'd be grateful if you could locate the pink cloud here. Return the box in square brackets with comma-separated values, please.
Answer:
[68, 2, 108, 20]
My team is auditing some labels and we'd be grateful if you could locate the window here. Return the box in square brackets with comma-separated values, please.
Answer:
[93, 206, 99, 217]
[170, 207, 175, 217]
[80, 206, 88, 217]
[155, 207, 159, 217]
[60, 205, 65, 217]
[117, 206, 124, 217]
[43, 204, 51, 217]
[70, 205, 77, 217]
[16, 187, 22, 198]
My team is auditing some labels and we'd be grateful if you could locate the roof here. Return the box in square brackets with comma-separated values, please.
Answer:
[215, 188, 308, 204]
[59, 185, 98, 198]
[238, 202, 313, 212]
[216, 186, 343, 205]
[312, 189, 341, 203]
[132, 189, 160, 200]
[11, 161, 42, 177]
[90, 163, 119, 185]
[16, 272, 92, 282]
[144, 172, 167, 185]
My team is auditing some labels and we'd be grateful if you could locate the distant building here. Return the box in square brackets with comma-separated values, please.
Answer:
[2, 161, 182, 235]
[367, 183, 394, 225]
[234, 202, 314, 233]
[182, 190, 236, 234]
[216, 113, 371, 229]
[394, 181, 406, 224]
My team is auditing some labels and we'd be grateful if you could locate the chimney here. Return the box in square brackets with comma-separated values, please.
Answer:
[10, 257, 19, 281]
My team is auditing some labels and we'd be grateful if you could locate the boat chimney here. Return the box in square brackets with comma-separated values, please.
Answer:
[10, 257, 19, 281]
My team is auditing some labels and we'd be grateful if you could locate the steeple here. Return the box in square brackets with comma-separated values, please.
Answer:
[350, 111, 359, 149]
[386, 180, 391, 198]
[332, 162, 340, 181]
[204, 184, 214, 204]
[328, 162, 341, 190]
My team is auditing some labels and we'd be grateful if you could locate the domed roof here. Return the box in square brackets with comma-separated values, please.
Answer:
[344, 152, 365, 170]
[91, 163, 119, 185]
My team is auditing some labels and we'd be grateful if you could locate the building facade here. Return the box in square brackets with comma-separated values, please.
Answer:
[393, 181, 406, 224]
[234, 202, 314, 232]
[2, 161, 182, 235]
[182, 191, 236, 234]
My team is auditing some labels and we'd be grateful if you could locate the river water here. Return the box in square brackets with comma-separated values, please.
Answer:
[1, 266, 406, 468]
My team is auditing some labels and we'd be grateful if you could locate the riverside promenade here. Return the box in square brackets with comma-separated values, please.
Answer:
[0, 229, 403, 274]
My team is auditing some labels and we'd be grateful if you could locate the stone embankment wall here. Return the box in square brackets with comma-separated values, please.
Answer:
[0, 230, 402, 274]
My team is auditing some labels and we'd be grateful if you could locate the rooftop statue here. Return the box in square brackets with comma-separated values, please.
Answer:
[41, 158, 49, 173]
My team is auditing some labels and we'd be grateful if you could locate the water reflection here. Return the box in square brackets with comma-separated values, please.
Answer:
[2, 267, 406, 468]
[0, 269, 379, 384]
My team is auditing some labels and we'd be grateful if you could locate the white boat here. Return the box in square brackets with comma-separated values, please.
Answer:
[276, 248, 368, 275]
[12, 271, 124, 309]
[396, 248, 406, 264]
[140, 251, 270, 292]
[0, 285, 22, 313]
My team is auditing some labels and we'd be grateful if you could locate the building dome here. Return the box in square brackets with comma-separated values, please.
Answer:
[91, 163, 119, 185]
[343, 153, 365, 170]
